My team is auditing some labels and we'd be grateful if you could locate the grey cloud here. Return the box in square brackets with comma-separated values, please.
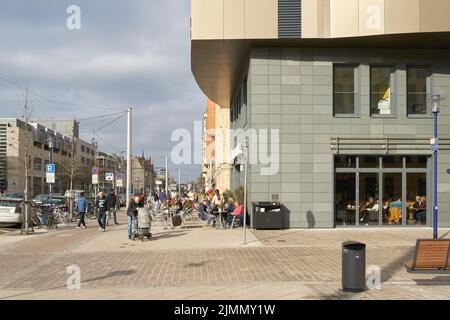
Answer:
[0, 0, 204, 182]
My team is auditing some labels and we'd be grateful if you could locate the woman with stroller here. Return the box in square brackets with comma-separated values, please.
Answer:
[127, 196, 141, 240]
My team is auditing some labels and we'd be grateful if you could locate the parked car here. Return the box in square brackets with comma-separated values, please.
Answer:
[33, 194, 63, 205]
[1, 193, 24, 199]
[0, 198, 24, 226]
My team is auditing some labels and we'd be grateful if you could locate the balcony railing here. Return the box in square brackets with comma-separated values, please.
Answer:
[330, 137, 450, 154]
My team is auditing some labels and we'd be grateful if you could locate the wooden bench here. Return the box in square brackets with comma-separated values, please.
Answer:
[404, 239, 450, 271]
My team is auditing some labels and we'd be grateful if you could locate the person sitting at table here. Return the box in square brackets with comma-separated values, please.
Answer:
[360, 197, 379, 225]
[414, 196, 427, 225]
[197, 198, 209, 221]
[390, 196, 402, 208]
[222, 197, 235, 224]
[226, 201, 244, 227]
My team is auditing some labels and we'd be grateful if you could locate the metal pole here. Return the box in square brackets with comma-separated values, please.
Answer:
[433, 110, 439, 240]
[178, 168, 181, 194]
[126, 108, 132, 208]
[49, 139, 53, 214]
[432, 95, 440, 240]
[165, 155, 168, 195]
[243, 139, 248, 245]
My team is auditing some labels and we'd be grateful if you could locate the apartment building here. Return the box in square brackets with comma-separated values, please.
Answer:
[0, 118, 97, 196]
[191, 0, 450, 228]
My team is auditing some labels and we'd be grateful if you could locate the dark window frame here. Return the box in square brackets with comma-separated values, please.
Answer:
[406, 65, 433, 118]
[370, 65, 397, 118]
[333, 64, 360, 117]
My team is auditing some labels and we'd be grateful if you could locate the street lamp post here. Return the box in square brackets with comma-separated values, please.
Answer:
[432, 94, 441, 240]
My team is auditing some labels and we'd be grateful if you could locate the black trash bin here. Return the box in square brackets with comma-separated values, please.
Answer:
[252, 202, 282, 229]
[342, 241, 366, 292]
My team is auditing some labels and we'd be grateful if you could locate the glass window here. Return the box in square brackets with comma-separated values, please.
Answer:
[359, 173, 380, 226]
[334, 156, 356, 168]
[335, 173, 356, 226]
[371, 66, 393, 115]
[359, 156, 379, 168]
[407, 66, 430, 116]
[33, 158, 42, 171]
[333, 65, 357, 115]
[406, 156, 427, 168]
[382, 173, 403, 225]
[406, 173, 427, 225]
[382, 156, 403, 168]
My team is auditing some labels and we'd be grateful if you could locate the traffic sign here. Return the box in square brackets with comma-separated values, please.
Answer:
[92, 174, 99, 185]
[116, 180, 123, 187]
[105, 172, 114, 181]
[46, 172, 55, 184]
[45, 164, 55, 173]
[91, 166, 99, 175]
[116, 173, 124, 180]
[155, 180, 163, 185]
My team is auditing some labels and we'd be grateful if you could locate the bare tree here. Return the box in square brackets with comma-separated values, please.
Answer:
[22, 88, 33, 234]
[58, 130, 82, 220]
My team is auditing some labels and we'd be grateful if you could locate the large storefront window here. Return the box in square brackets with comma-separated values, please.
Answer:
[359, 173, 379, 226]
[335, 173, 356, 226]
[383, 173, 402, 225]
[407, 173, 427, 225]
[334, 155, 429, 227]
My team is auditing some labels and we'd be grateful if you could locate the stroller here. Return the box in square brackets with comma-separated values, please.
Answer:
[138, 207, 153, 241]
[131, 207, 153, 242]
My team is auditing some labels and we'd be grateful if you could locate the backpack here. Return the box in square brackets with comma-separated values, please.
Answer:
[172, 214, 182, 227]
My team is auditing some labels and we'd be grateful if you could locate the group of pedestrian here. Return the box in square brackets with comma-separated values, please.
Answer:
[75, 190, 119, 232]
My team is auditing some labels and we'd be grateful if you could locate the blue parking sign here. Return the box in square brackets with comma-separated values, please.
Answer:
[45, 164, 55, 173]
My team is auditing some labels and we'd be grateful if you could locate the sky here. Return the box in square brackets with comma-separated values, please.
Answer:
[0, 0, 204, 183]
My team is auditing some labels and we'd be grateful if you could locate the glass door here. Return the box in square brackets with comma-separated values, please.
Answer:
[359, 173, 379, 226]
[335, 173, 356, 226]
[382, 173, 403, 226]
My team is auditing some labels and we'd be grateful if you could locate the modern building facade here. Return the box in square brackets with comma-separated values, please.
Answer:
[191, 0, 450, 228]
[0, 118, 97, 197]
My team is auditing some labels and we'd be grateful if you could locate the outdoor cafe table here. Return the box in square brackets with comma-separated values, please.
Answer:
[212, 210, 225, 230]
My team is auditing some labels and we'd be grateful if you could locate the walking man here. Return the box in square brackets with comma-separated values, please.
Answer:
[76, 192, 88, 229]
[106, 191, 118, 225]
[96, 191, 107, 232]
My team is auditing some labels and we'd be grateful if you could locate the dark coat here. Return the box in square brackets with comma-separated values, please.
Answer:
[127, 201, 139, 217]
[96, 196, 107, 213]
[106, 193, 117, 210]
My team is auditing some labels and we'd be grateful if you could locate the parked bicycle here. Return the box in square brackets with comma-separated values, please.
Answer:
[32, 205, 59, 230]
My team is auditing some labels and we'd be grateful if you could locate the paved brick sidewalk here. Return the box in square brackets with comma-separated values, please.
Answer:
[1, 213, 450, 300]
